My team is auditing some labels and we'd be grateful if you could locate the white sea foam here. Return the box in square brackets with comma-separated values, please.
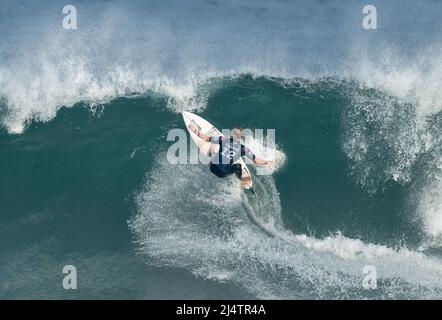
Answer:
[2, 0, 442, 294]
[131, 153, 442, 299]
[0, 0, 359, 133]
[419, 157, 442, 240]
[342, 49, 442, 239]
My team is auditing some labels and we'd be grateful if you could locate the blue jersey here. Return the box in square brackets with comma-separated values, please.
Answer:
[209, 136, 255, 165]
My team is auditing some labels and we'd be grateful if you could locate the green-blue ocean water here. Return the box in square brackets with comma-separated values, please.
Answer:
[2, 0, 442, 299]
[1, 76, 442, 299]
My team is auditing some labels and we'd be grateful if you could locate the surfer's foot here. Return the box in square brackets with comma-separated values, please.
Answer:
[240, 176, 252, 188]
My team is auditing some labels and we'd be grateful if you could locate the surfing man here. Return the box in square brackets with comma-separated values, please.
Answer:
[188, 125, 273, 188]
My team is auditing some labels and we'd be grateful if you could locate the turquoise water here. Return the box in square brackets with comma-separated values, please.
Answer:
[1, 76, 442, 299]
[1, 0, 442, 299]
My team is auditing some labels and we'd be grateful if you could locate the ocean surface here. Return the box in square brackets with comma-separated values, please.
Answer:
[1, 0, 442, 299]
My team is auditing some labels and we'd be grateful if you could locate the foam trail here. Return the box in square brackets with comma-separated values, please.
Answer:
[131, 153, 442, 299]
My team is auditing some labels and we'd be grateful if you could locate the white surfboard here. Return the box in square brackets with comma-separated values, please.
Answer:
[182, 111, 253, 189]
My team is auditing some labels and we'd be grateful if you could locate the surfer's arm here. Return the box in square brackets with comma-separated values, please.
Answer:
[242, 145, 275, 167]
[254, 157, 274, 166]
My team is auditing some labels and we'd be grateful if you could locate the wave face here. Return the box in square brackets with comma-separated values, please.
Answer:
[1, 76, 441, 299]
[128, 76, 442, 299]
[1, 0, 442, 299]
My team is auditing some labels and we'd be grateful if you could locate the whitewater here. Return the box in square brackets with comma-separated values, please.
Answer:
[1, 0, 442, 299]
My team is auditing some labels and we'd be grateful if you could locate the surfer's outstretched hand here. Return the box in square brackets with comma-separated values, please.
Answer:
[254, 158, 275, 170]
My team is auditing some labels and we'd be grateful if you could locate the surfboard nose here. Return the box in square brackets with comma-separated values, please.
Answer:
[182, 111, 192, 121]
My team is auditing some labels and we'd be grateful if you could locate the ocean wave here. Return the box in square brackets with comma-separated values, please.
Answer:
[3, 0, 442, 299]
[2, 67, 440, 244]
[130, 153, 442, 299]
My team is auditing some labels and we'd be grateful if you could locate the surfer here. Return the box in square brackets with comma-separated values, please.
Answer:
[188, 125, 274, 188]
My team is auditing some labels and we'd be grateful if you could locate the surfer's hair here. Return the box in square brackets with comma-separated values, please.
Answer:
[232, 127, 243, 139]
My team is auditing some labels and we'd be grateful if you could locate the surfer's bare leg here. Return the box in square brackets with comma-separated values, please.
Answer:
[234, 164, 251, 188]
[240, 176, 252, 188]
